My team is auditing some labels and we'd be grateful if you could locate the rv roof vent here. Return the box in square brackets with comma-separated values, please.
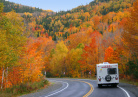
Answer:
[103, 62, 109, 64]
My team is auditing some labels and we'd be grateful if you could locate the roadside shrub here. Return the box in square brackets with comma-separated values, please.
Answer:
[126, 59, 138, 79]
[1, 79, 49, 97]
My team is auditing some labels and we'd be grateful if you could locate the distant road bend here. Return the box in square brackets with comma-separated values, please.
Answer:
[21, 78, 136, 97]
[44, 79, 93, 97]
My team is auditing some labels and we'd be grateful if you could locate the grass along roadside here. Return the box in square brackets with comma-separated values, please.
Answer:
[119, 79, 138, 87]
[0, 79, 49, 97]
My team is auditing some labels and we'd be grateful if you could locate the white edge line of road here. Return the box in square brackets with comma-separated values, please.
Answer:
[44, 80, 69, 97]
[83, 79, 130, 97]
[118, 86, 130, 97]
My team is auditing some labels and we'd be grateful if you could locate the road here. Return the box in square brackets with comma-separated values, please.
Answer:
[21, 78, 136, 97]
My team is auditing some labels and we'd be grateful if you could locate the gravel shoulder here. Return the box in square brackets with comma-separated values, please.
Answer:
[19, 81, 62, 97]
[119, 83, 138, 97]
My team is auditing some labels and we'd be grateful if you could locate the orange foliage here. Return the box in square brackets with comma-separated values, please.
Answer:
[79, 37, 98, 77]
[1, 0, 137, 89]
[67, 31, 89, 49]
[91, 15, 101, 30]
[104, 46, 114, 63]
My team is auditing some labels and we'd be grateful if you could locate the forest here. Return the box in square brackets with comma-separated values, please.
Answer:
[0, 0, 138, 91]
[0, 0, 54, 13]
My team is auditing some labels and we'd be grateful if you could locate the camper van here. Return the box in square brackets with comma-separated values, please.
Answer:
[96, 62, 119, 88]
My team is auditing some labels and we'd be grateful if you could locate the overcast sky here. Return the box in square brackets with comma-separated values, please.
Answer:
[8, 0, 93, 12]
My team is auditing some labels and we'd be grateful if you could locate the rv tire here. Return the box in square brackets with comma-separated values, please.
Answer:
[113, 84, 117, 87]
[98, 84, 102, 88]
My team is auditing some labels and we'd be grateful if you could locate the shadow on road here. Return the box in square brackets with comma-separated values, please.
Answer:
[98, 85, 118, 89]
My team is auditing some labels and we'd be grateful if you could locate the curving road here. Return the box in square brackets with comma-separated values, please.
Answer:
[21, 78, 136, 97]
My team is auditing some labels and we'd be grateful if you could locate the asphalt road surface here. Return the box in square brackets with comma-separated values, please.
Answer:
[21, 78, 136, 97]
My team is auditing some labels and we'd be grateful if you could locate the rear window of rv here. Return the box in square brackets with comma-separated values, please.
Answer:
[107, 68, 117, 74]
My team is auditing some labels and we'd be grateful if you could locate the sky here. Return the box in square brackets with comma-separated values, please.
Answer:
[8, 0, 93, 12]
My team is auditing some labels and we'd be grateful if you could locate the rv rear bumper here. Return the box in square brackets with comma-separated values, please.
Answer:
[98, 83, 119, 85]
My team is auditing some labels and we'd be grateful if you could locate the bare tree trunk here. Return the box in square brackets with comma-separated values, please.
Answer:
[6, 67, 8, 88]
[1, 67, 5, 90]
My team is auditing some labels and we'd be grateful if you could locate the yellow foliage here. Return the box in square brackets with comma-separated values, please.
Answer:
[24, 12, 33, 17]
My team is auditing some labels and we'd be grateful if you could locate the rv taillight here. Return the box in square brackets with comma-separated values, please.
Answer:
[115, 77, 118, 80]
[115, 75, 118, 80]
[99, 78, 101, 81]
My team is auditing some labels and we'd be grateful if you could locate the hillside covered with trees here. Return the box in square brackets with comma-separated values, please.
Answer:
[0, 0, 138, 95]
[0, 0, 54, 13]
[39, 0, 134, 40]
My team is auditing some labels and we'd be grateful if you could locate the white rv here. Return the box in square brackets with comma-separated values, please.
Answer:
[96, 62, 119, 87]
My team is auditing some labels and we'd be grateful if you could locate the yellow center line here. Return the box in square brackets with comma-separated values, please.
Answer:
[56, 79, 94, 97]
[81, 81, 94, 97]
[67, 79, 94, 97]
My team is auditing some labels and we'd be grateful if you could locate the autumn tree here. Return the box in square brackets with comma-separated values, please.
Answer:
[50, 41, 68, 77]
[66, 43, 84, 77]
[122, 0, 138, 57]
[0, 4, 27, 89]
[67, 31, 90, 50]
[50, 20, 64, 33]
[20, 37, 45, 83]
[104, 46, 114, 63]
[79, 38, 98, 77]
[91, 15, 101, 30]
[122, 0, 138, 79]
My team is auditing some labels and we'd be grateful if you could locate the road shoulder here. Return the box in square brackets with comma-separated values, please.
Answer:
[20, 81, 62, 97]
[119, 83, 138, 97]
